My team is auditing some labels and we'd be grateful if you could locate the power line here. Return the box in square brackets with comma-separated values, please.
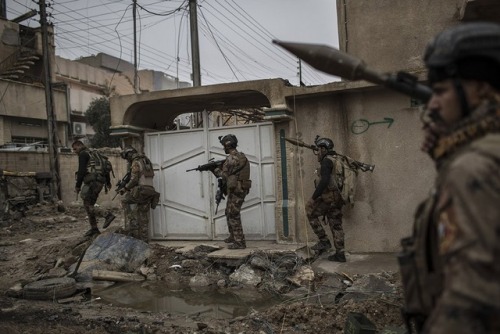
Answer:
[7, 0, 337, 85]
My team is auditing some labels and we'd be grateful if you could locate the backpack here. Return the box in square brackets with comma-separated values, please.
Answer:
[87, 149, 115, 186]
[329, 154, 359, 207]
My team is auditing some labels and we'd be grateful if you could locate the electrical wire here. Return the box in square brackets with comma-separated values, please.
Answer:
[198, 7, 240, 82]
[7, 0, 337, 86]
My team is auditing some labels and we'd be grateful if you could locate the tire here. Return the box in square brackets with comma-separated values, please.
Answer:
[23, 277, 77, 300]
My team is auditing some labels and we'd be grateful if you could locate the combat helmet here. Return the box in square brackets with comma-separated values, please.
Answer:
[424, 22, 500, 75]
[121, 146, 137, 159]
[315, 137, 334, 151]
[424, 22, 500, 116]
[219, 134, 238, 148]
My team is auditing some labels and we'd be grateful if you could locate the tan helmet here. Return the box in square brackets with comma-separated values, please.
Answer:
[120, 146, 137, 159]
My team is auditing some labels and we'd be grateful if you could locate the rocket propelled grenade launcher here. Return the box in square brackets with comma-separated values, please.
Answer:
[285, 137, 375, 173]
[272, 40, 432, 103]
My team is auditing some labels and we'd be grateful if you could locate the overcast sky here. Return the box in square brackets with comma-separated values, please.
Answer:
[8, 0, 339, 86]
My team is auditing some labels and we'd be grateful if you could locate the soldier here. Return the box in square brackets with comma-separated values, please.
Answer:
[119, 146, 160, 243]
[212, 134, 251, 249]
[306, 137, 348, 262]
[399, 22, 500, 333]
[72, 140, 115, 237]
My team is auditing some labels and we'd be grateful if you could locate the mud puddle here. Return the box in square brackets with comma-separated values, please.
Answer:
[92, 281, 282, 319]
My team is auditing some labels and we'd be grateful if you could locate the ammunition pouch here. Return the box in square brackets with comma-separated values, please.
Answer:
[398, 236, 428, 331]
[398, 195, 442, 333]
[320, 189, 342, 204]
[79, 184, 90, 200]
[83, 172, 105, 185]
[130, 185, 160, 205]
[83, 173, 97, 184]
[227, 175, 238, 191]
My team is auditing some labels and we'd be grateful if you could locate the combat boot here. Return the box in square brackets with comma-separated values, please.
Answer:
[84, 227, 100, 237]
[228, 241, 246, 249]
[311, 239, 332, 251]
[328, 251, 346, 263]
[103, 212, 116, 228]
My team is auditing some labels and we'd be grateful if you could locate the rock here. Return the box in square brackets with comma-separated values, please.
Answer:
[229, 264, 262, 286]
[313, 284, 342, 305]
[283, 286, 312, 300]
[346, 274, 396, 294]
[197, 322, 208, 330]
[189, 274, 210, 287]
[249, 256, 272, 271]
[139, 265, 154, 276]
[56, 202, 66, 213]
[181, 259, 202, 275]
[286, 265, 314, 287]
[146, 273, 157, 281]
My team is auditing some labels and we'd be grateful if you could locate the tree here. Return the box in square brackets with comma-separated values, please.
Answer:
[85, 97, 120, 148]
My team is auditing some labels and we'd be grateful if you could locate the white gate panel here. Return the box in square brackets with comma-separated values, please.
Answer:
[146, 122, 275, 240]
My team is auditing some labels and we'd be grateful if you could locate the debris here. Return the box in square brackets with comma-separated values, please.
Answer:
[23, 277, 77, 300]
[345, 312, 377, 334]
[342, 271, 354, 282]
[286, 265, 315, 287]
[92, 270, 145, 282]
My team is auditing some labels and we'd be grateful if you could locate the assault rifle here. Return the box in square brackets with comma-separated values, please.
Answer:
[112, 171, 131, 200]
[186, 158, 225, 172]
[215, 177, 226, 214]
[285, 137, 375, 173]
[272, 40, 432, 103]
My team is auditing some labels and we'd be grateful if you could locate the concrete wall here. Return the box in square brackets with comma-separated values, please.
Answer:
[0, 81, 67, 121]
[0, 18, 65, 146]
[109, 78, 435, 252]
[274, 84, 435, 252]
[0, 151, 127, 209]
[0, 81, 69, 146]
[336, 0, 462, 72]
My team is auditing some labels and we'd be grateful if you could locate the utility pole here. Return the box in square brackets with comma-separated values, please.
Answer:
[189, 0, 201, 87]
[188, 0, 202, 127]
[132, 0, 139, 93]
[0, 0, 6, 19]
[39, 0, 61, 199]
[298, 59, 304, 86]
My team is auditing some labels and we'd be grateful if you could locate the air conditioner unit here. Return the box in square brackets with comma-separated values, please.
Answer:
[73, 122, 86, 135]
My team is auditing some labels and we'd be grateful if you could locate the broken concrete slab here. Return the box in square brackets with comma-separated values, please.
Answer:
[312, 253, 399, 276]
[70, 232, 150, 282]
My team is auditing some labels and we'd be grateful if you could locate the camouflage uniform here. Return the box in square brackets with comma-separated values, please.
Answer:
[121, 153, 160, 243]
[398, 22, 500, 334]
[306, 154, 345, 254]
[400, 104, 500, 334]
[213, 150, 251, 247]
[74, 147, 113, 235]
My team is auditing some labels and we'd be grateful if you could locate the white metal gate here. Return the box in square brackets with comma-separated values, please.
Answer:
[145, 123, 276, 240]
